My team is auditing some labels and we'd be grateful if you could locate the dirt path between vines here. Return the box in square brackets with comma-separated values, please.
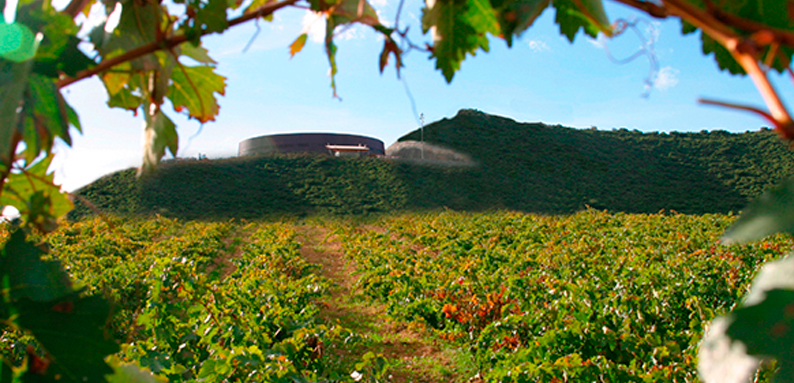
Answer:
[295, 225, 471, 383]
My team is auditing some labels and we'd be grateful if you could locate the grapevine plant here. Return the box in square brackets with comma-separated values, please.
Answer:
[2, 0, 794, 381]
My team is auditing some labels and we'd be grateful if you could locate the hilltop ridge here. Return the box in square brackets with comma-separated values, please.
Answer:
[69, 109, 794, 219]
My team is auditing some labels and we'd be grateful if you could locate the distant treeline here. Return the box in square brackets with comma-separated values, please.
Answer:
[69, 109, 794, 220]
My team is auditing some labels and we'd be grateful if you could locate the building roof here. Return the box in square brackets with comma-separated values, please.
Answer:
[325, 144, 370, 151]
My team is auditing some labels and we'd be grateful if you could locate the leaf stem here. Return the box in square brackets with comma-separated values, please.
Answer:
[698, 98, 776, 125]
[611, 0, 668, 19]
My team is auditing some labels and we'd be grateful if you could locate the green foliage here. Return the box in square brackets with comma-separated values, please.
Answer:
[335, 210, 792, 381]
[0, 228, 119, 381]
[722, 177, 794, 244]
[71, 110, 794, 220]
[70, 155, 410, 219]
[36, 217, 366, 382]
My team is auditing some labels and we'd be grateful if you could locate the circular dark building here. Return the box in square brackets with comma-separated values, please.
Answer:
[238, 133, 385, 157]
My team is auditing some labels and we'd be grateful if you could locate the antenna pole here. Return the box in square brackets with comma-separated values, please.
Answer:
[420, 113, 425, 160]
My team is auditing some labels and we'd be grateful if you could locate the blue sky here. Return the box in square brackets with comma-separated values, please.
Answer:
[51, 0, 794, 191]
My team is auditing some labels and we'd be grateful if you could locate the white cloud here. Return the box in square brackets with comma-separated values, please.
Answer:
[654, 66, 679, 91]
[302, 11, 326, 43]
[527, 40, 549, 53]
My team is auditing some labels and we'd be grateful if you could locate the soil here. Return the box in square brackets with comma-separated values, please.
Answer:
[295, 225, 472, 383]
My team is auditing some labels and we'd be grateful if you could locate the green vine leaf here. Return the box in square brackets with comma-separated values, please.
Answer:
[102, 60, 132, 96]
[23, 75, 76, 162]
[166, 65, 226, 122]
[325, 19, 340, 97]
[701, 33, 744, 75]
[552, 0, 611, 42]
[422, 0, 500, 82]
[0, 60, 32, 167]
[181, 42, 217, 64]
[0, 154, 73, 232]
[243, 0, 275, 20]
[3, 229, 74, 302]
[33, 35, 95, 78]
[193, 0, 230, 35]
[492, 0, 549, 47]
[98, 0, 164, 71]
[721, 176, 794, 245]
[108, 87, 143, 111]
[726, 289, 794, 362]
[17, 294, 119, 382]
[106, 357, 168, 383]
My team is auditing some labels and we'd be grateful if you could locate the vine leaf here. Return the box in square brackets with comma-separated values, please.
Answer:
[33, 35, 95, 78]
[325, 19, 340, 97]
[23, 75, 79, 162]
[721, 176, 794, 244]
[289, 33, 308, 58]
[322, 0, 385, 96]
[0, 154, 73, 232]
[166, 65, 226, 122]
[102, 60, 132, 96]
[698, 316, 760, 383]
[181, 42, 217, 64]
[726, 289, 794, 363]
[97, 0, 163, 71]
[552, 0, 611, 42]
[193, 0, 230, 34]
[422, 0, 500, 82]
[106, 357, 168, 383]
[699, 251, 794, 382]
[244, 0, 276, 20]
[140, 106, 178, 175]
[0, 60, 32, 167]
[379, 37, 402, 74]
[17, 294, 119, 382]
[3, 229, 74, 302]
[701, 33, 745, 75]
[329, 0, 381, 26]
[108, 87, 143, 111]
[493, 0, 550, 47]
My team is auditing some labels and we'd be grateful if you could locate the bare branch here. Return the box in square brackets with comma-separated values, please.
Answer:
[662, 0, 736, 45]
[611, 0, 668, 19]
[699, 98, 776, 124]
[57, 0, 301, 89]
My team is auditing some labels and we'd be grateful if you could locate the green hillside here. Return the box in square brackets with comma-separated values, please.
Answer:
[69, 109, 794, 219]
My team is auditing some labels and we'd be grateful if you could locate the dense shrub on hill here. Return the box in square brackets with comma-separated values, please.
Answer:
[69, 110, 794, 219]
[399, 109, 794, 214]
[69, 156, 409, 220]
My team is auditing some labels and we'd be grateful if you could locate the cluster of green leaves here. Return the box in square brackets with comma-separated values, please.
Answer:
[335, 210, 791, 381]
[0, 222, 158, 381]
[0, 217, 371, 382]
[420, 0, 611, 81]
[70, 156, 410, 220]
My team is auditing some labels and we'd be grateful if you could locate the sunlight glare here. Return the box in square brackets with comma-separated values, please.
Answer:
[104, 2, 122, 33]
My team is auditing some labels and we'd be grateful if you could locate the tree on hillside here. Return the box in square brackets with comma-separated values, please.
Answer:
[2, 0, 794, 380]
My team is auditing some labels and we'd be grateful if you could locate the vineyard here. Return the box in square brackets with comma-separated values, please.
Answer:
[1, 210, 790, 382]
